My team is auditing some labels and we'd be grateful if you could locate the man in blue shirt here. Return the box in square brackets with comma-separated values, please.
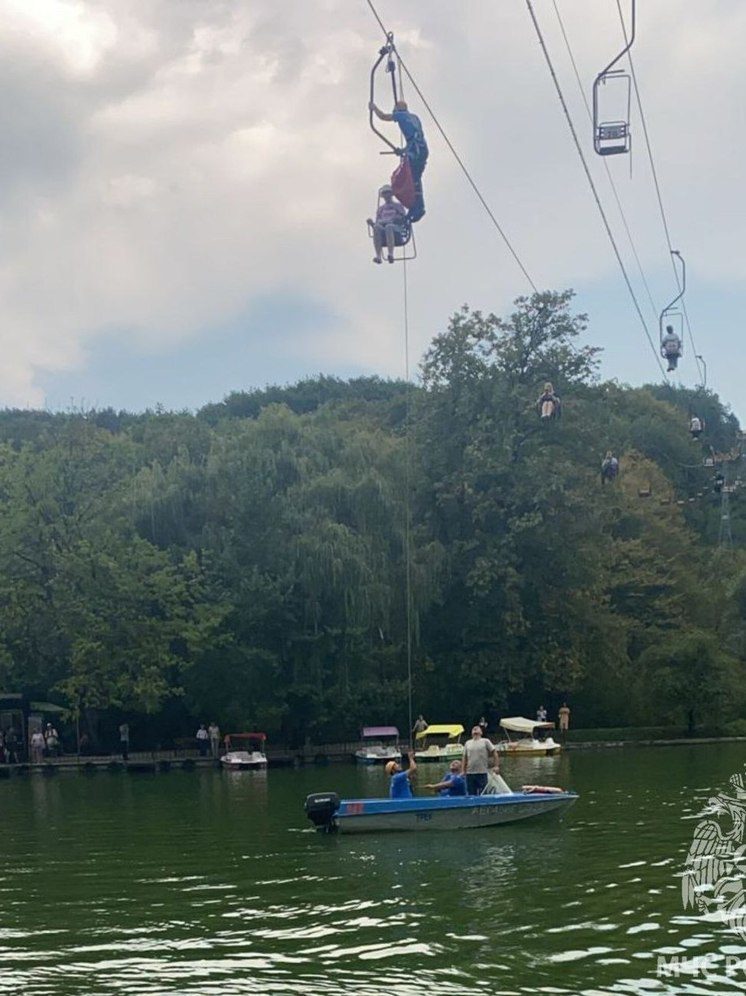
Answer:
[425, 760, 467, 797]
[369, 99, 429, 222]
[385, 752, 417, 798]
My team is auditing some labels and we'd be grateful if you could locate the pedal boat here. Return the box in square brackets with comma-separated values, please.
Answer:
[354, 726, 402, 765]
[413, 723, 465, 763]
[495, 717, 561, 756]
[220, 732, 268, 770]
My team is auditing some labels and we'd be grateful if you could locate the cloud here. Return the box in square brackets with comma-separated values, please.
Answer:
[0, 0, 741, 409]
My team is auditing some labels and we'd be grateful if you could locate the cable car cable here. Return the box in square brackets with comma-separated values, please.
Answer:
[524, 0, 668, 379]
[364, 0, 539, 293]
[614, 0, 704, 386]
[551, 0, 658, 324]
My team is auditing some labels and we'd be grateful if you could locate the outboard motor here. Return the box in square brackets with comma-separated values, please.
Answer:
[304, 792, 340, 833]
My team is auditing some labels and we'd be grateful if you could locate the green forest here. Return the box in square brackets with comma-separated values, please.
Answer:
[1, 291, 744, 748]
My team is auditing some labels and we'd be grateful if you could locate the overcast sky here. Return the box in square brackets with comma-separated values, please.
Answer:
[0, 0, 742, 415]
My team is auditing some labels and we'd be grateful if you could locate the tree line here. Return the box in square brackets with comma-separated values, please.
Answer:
[1, 290, 744, 747]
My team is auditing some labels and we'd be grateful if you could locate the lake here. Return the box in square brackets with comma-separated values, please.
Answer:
[2, 744, 746, 994]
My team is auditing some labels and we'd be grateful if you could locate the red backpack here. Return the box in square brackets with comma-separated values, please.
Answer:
[390, 157, 416, 209]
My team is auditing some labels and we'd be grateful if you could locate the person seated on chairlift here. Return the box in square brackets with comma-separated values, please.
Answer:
[601, 451, 619, 484]
[369, 99, 428, 222]
[368, 184, 408, 265]
[690, 415, 703, 439]
[537, 382, 561, 419]
[660, 325, 682, 372]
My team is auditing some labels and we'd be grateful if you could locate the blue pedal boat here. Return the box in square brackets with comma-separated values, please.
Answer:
[304, 789, 578, 834]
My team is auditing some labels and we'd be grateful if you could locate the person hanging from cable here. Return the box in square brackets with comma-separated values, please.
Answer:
[601, 451, 619, 484]
[660, 324, 682, 372]
[369, 99, 429, 223]
[689, 415, 704, 439]
[537, 382, 561, 420]
[367, 183, 409, 264]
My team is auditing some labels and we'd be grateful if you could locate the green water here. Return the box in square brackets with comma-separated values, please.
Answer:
[2, 745, 746, 994]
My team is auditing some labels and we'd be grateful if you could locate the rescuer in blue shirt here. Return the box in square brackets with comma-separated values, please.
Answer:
[385, 752, 417, 798]
[369, 99, 429, 222]
[426, 759, 467, 796]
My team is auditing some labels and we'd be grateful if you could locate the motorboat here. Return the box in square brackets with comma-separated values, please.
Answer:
[220, 732, 268, 770]
[495, 717, 561, 756]
[413, 723, 464, 763]
[304, 776, 577, 834]
[354, 726, 402, 765]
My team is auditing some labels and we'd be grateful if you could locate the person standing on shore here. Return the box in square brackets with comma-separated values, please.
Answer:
[5, 726, 19, 763]
[119, 722, 130, 761]
[558, 703, 570, 733]
[30, 730, 45, 763]
[45, 724, 60, 757]
[461, 725, 497, 796]
[196, 724, 209, 757]
[208, 722, 221, 759]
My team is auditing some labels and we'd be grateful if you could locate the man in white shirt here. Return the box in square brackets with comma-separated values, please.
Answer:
[196, 724, 210, 757]
[461, 725, 497, 796]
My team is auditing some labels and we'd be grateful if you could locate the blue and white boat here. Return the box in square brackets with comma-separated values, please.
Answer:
[354, 726, 401, 765]
[304, 787, 578, 834]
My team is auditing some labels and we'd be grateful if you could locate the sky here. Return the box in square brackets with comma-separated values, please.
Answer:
[0, 0, 743, 416]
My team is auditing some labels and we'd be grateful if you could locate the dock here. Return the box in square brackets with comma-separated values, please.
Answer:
[0, 740, 371, 776]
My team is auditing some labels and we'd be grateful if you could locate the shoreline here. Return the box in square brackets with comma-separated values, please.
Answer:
[2, 734, 746, 777]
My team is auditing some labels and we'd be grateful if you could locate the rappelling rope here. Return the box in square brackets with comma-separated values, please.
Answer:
[403, 258, 414, 741]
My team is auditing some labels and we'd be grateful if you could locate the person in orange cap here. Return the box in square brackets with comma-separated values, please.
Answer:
[385, 751, 417, 799]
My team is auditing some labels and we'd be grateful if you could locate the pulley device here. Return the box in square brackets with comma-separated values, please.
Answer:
[592, 0, 635, 156]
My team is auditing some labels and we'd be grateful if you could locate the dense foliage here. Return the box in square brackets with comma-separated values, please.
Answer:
[1, 291, 744, 746]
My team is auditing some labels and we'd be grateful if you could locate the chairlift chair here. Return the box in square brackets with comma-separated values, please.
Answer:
[593, 80, 632, 156]
[366, 202, 416, 263]
[659, 250, 686, 369]
[592, 0, 635, 157]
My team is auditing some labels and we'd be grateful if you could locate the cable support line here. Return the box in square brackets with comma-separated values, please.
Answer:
[551, 0, 658, 324]
[364, 0, 538, 292]
[524, 0, 668, 379]
[615, 0, 704, 384]
[402, 258, 414, 739]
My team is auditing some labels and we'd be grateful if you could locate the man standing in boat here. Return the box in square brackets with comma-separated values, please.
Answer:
[385, 752, 417, 799]
[461, 725, 498, 796]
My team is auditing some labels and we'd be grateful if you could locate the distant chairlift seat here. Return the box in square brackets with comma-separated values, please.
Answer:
[596, 119, 630, 156]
